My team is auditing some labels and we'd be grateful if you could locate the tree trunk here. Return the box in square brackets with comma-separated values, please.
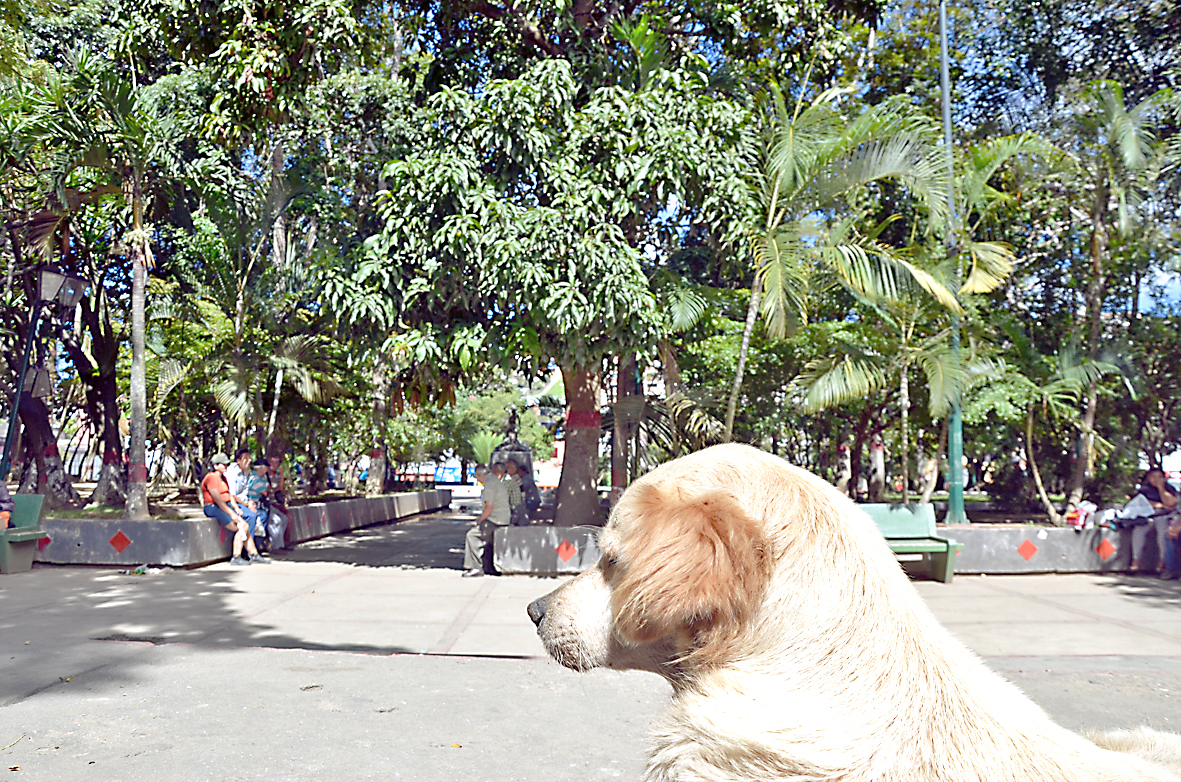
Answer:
[1068, 188, 1109, 510]
[1067, 379, 1098, 510]
[17, 395, 82, 508]
[88, 368, 126, 507]
[919, 417, 948, 503]
[1027, 404, 1062, 525]
[555, 364, 603, 527]
[125, 169, 150, 520]
[271, 139, 288, 267]
[868, 432, 886, 502]
[367, 366, 388, 496]
[835, 443, 851, 492]
[724, 286, 761, 441]
[611, 352, 634, 503]
[849, 408, 871, 500]
[366, 448, 386, 496]
[900, 367, 910, 504]
[266, 367, 284, 447]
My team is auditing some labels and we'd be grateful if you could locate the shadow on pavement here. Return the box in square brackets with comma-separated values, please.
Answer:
[273, 510, 474, 569]
[1095, 572, 1181, 606]
[0, 512, 480, 706]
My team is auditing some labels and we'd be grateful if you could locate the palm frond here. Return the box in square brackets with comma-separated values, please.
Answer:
[754, 223, 810, 338]
[914, 343, 966, 416]
[960, 240, 1015, 294]
[794, 353, 889, 413]
[814, 135, 951, 225]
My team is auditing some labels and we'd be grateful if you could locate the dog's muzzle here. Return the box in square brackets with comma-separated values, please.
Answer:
[527, 592, 552, 627]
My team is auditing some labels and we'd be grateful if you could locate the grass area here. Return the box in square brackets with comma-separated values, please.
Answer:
[43, 505, 125, 520]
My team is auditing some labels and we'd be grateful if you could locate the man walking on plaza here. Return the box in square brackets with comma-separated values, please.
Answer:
[463, 463, 510, 577]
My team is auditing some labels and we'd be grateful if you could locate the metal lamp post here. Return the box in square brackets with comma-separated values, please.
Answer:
[1, 268, 88, 479]
[939, 0, 968, 524]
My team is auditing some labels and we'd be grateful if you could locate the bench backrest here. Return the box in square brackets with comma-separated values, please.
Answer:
[859, 502, 938, 539]
[11, 494, 45, 529]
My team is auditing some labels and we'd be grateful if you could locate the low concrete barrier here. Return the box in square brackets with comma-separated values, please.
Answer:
[494, 526, 602, 575]
[491, 521, 1156, 578]
[942, 524, 1146, 575]
[36, 489, 452, 568]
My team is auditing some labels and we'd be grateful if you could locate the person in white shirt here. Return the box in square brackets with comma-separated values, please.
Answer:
[224, 447, 265, 539]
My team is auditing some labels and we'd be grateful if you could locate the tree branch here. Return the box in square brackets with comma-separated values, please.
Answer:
[472, 2, 564, 57]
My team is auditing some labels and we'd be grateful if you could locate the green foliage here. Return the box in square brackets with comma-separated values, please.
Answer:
[363, 53, 753, 396]
[468, 432, 499, 467]
[3, 0, 1178, 517]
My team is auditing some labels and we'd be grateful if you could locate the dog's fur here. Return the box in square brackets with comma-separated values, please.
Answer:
[527, 444, 1181, 781]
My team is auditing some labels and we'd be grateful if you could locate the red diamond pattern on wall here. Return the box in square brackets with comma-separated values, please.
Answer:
[1017, 539, 1038, 561]
[109, 530, 132, 554]
[37, 535, 50, 551]
[1095, 539, 1117, 560]
[556, 539, 577, 562]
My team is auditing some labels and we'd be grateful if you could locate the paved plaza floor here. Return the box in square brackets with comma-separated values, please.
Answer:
[1, 510, 1180, 780]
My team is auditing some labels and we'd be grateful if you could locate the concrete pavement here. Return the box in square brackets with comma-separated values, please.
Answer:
[1, 510, 1179, 780]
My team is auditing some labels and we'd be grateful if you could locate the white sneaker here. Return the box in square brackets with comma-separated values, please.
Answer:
[462, 568, 484, 578]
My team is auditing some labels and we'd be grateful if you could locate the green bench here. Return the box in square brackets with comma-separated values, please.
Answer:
[0, 494, 48, 574]
[860, 503, 964, 583]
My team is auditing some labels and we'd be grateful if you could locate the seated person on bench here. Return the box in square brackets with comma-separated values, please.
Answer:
[202, 453, 268, 566]
[1129, 468, 1178, 577]
[0, 480, 11, 529]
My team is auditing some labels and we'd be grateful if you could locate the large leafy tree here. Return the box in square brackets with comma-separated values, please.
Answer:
[360, 52, 752, 524]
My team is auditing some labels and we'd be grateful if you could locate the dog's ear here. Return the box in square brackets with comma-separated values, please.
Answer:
[612, 483, 769, 658]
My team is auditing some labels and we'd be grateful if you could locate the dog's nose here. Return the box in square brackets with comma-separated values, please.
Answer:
[527, 593, 551, 626]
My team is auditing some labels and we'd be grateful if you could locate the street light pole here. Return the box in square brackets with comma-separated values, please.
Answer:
[0, 299, 44, 480]
[939, 0, 968, 524]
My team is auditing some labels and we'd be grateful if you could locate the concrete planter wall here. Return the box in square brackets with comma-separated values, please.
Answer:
[493, 526, 602, 575]
[942, 524, 1146, 575]
[36, 490, 451, 568]
[490, 522, 1155, 578]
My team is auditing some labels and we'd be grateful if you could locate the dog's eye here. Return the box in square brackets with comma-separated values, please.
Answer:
[601, 553, 619, 570]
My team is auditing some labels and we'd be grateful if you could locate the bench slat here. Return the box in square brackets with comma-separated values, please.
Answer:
[3, 529, 47, 543]
[888, 539, 964, 554]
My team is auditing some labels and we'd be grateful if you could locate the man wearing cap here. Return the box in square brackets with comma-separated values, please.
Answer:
[202, 453, 269, 566]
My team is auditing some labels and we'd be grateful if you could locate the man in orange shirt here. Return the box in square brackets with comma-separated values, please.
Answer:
[202, 453, 268, 566]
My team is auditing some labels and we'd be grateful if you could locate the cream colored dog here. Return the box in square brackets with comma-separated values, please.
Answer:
[527, 444, 1181, 781]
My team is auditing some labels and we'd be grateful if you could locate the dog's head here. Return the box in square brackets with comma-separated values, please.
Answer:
[528, 444, 779, 676]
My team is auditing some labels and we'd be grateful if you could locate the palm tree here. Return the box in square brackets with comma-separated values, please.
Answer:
[791, 293, 967, 503]
[26, 50, 187, 518]
[153, 203, 343, 456]
[1061, 80, 1170, 510]
[966, 327, 1127, 525]
[783, 127, 1056, 499]
[724, 82, 961, 440]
